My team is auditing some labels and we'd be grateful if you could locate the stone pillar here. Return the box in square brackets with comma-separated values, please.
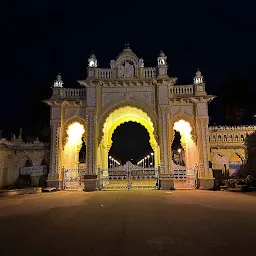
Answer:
[159, 107, 174, 189]
[47, 120, 62, 188]
[86, 110, 97, 175]
[197, 117, 214, 189]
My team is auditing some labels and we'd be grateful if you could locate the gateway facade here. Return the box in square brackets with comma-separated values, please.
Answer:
[44, 45, 253, 190]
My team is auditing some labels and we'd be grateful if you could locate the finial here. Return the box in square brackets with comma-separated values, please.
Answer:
[194, 69, 204, 84]
[53, 73, 63, 88]
[159, 50, 165, 57]
[18, 128, 22, 139]
[88, 53, 97, 67]
[124, 43, 131, 50]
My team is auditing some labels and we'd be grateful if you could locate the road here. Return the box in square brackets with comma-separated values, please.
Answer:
[1, 190, 256, 256]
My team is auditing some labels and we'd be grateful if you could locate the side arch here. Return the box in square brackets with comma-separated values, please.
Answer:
[169, 113, 197, 145]
[62, 115, 87, 149]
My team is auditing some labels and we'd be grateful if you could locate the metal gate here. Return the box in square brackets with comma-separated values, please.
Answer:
[98, 161, 159, 190]
[62, 168, 86, 190]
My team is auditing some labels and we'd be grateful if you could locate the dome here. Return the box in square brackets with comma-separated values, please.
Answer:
[116, 44, 139, 63]
[159, 50, 165, 57]
[195, 69, 202, 77]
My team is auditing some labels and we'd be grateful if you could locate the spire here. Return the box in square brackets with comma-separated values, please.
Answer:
[157, 50, 167, 66]
[53, 73, 63, 88]
[193, 69, 204, 84]
[88, 53, 97, 67]
[124, 43, 131, 50]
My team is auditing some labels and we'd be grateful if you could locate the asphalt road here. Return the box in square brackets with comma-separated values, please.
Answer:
[1, 190, 256, 256]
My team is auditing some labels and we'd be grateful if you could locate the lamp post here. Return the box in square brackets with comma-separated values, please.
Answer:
[178, 148, 181, 165]
[147, 155, 150, 167]
[109, 156, 112, 168]
[151, 152, 154, 166]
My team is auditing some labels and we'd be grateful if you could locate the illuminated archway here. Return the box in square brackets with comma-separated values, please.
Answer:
[98, 106, 160, 168]
[172, 120, 198, 172]
[229, 153, 243, 177]
[63, 122, 85, 169]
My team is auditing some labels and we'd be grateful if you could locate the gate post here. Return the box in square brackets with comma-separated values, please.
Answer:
[62, 167, 65, 190]
[157, 166, 160, 189]
[97, 167, 101, 190]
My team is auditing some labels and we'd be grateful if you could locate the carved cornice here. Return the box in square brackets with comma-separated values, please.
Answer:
[0, 138, 49, 150]
[44, 100, 86, 107]
[209, 125, 256, 132]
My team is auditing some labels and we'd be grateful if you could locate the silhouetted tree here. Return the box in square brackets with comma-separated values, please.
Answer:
[240, 131, 256, 178]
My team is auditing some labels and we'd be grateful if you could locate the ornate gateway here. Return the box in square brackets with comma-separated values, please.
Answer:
[98, 161, 160, 190]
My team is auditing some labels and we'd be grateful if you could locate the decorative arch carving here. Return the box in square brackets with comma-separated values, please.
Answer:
[116, 50, 139, 78]
[229, 152, 245, 163]
[98, 100, 158, 146]
[169, 113, 197, 145]
[62, 115, 87, 149]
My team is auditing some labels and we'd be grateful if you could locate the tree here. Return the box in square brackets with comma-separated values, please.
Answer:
[240, 131, 256, 178]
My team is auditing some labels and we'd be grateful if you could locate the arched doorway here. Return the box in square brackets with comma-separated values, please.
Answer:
[62, 121, 87, 190]
[229, 153, 243, 177]
[98, 105, 160, 169]
[97, 105, 160, 189]
[109, 121, 153, 166]
[171, 120, 198, 172]
[62, 122, 86, 169]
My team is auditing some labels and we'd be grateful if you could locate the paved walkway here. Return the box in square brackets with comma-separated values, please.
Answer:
[1, 190, 256, 256]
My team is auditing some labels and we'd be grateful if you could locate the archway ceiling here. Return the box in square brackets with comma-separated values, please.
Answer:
[102, 106, 157, 148]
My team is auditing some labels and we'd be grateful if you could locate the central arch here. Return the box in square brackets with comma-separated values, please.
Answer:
[97, 105, 160, 169]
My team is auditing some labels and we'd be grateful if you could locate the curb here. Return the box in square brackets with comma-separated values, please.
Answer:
[0, 187, 42, 197]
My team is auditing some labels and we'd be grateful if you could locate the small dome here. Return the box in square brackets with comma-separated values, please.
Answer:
[196, 69, 202, 77]
[124, 43, 131, 51]
[159, 50, 165, 57]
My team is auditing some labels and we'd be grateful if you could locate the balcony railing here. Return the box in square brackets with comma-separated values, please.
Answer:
[51, 88, 86, 100]
[98, 69, 113, 79]
[170, 85, 194, 96]
[64, 89, 86, 98]
[143, 67, 156, 78]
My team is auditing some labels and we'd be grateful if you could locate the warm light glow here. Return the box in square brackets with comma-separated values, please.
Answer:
[63, 122, 85, 169]
[173, 119, 198, 172]
[67, 123, 85, 145]
[173, 120, 191, 134]
[151, 152, 154, 156]
[99, 106, 161, 168]
[178, 148, 181, 153]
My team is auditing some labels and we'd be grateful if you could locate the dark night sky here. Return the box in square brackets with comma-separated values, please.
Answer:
[0, 1, 256, 161]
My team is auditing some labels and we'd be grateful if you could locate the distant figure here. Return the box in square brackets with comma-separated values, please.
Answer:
[194, 164, 199, 188]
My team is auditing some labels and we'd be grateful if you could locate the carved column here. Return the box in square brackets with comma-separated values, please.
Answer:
[48, 120, 61, 186]
[196, 116, 214, 190]
[86, 110, 97, 175]
[159, 106, 170, 174]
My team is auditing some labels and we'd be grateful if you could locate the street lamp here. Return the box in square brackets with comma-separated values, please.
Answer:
[147, 155, 150, 167]
[177, 149, 181, 165]
[109, 156, 112, 168]
[151, 152, 154, 167]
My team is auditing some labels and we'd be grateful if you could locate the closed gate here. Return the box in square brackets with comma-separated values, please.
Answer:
[62, 168, 86, 190]
[99, 161, 159, 190]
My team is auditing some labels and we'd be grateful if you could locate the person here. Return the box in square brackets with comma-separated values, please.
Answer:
[194, 164, 198, 188]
